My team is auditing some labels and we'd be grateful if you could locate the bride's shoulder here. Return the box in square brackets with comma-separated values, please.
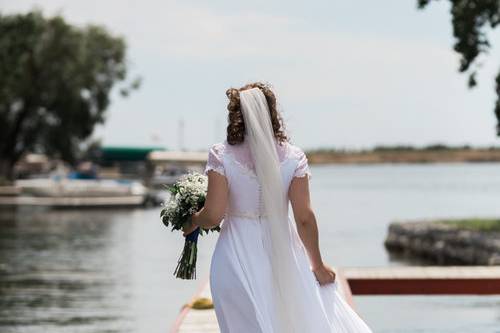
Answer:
[284, 141, 311, 178]
[207, 140, 227, 156]
[283, 141, 306, 161]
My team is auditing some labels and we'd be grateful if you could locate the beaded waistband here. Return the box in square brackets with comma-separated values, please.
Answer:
[225, 210, 268, 219]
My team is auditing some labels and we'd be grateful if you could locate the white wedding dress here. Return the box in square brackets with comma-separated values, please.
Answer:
[204, 138, 372, 333]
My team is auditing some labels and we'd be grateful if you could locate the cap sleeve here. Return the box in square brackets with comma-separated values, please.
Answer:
[293, 148, 311, 179]
[204, 143, 225, 177]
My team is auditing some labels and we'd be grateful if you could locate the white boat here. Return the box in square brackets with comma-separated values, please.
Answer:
[16, 178, 147, 198]
[0, 177, 149, 208]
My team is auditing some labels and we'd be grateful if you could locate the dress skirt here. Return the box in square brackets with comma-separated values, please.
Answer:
[210, 216, 373, 333]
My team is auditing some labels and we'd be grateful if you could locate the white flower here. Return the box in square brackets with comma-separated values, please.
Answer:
[160, 172, 209, 230]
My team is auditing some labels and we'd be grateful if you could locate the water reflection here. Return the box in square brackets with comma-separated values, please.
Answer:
[0, 207, 215, 333]
[0, 209, 134, 332]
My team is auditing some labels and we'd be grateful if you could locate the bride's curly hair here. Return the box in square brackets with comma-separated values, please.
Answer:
[225, 82, 288, 145]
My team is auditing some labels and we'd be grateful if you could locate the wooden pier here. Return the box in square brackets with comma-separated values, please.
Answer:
[171, 280, 218, 333]
[171, 266, 500, 333]
[345, 266, 500, 295]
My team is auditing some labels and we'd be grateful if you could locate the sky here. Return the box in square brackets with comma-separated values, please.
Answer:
[2, 0, 500, 150]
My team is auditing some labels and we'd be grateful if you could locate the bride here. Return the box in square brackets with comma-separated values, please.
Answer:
[184, 82, 373, 332]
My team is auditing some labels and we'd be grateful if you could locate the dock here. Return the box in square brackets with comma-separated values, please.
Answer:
[171, 266, 500, 333]
[171, 280, 219, 333]
[345, 266, 500, 295]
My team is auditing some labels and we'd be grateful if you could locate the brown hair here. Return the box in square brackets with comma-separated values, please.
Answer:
[225, 82, 288, 145]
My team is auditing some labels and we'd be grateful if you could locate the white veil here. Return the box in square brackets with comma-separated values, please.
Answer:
[239, 88, 330, 332]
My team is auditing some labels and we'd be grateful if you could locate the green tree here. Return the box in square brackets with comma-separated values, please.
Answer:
[418, 0, 500, 134]
[0, 11, 138, 180]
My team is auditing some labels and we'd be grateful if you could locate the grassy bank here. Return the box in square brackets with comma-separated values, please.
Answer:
[437, 218, 500, 232]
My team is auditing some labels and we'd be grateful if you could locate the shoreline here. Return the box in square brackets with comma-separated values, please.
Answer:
[306, 148, 500, 164]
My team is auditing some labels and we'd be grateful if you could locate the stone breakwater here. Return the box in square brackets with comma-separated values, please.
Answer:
[385, 221, 500, 265]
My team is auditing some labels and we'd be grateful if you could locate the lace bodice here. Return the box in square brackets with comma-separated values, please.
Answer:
[204, 139, 311, 219]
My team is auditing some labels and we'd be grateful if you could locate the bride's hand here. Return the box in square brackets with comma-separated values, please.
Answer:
[182, 216, 198, 236]
[312, 264, 336, 285]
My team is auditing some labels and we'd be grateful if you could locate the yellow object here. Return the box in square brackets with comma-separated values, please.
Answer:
[187, 297, 214, 310]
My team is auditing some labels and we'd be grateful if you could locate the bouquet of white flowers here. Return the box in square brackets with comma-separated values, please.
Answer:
[160, 172, 220, 279]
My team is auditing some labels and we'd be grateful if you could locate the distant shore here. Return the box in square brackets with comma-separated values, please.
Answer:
[385, 219, 500, 265]
[306, 146, 500, 164]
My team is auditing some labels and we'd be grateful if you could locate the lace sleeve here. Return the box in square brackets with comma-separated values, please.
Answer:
[204, 143, 225, 177]
[293, 148, 312, 179]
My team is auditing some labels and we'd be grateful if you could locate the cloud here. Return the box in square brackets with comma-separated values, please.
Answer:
[2, 0, 499, 148]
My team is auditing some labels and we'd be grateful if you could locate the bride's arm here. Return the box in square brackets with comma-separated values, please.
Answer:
[188, 171, 228, 231]
[289, 176, 336, 285]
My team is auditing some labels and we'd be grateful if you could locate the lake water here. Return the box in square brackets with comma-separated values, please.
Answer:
[1, 163, 500, 332]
